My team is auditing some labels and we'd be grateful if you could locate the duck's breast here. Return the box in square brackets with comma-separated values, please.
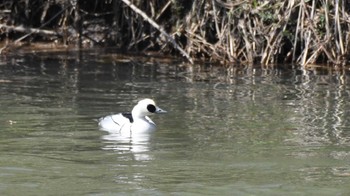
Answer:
[130, 117, 156, 133]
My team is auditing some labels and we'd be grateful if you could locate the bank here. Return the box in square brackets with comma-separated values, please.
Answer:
[1, 0, 349, 66]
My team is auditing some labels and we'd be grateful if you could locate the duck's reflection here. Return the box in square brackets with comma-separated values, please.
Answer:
[101, 130, 153, 161]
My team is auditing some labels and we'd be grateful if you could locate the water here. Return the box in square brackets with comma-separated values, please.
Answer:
[1, 51, 350, 195]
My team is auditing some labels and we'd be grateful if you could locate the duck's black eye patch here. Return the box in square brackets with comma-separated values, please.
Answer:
[147, 104, 156, 113]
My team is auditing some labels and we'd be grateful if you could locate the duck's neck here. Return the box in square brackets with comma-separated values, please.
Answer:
[131, 107, 147, 120]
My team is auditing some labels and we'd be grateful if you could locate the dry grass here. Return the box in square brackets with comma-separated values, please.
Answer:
[1, 0, 350, 66]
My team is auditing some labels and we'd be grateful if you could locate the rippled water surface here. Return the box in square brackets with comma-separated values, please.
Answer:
[1, 52, 350, 195]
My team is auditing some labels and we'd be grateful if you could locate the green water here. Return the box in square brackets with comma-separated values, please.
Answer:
[0, 52, 350, 195]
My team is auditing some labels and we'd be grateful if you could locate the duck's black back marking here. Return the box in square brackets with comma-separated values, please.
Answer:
[122, 112, 133, 123]
[147, 104, 156, 113]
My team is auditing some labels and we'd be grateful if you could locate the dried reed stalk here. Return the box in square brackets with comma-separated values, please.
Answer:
[2, 0, 350, 66]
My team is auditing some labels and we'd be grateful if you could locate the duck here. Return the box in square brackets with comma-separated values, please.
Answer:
[98, 98, 167, 133]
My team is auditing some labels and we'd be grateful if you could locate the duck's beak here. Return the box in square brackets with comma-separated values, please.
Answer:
[155, 106, 167, 114]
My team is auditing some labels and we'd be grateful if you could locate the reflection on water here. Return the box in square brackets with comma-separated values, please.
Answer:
[101, 131, 153, 161]
[1, 52, 350, 195]
[282, 69, 350, 147]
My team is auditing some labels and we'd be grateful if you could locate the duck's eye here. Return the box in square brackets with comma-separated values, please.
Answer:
[147, 104, 156, 113]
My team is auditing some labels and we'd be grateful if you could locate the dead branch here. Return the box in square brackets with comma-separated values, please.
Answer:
[0, 24, 60, 36]
[120, 0, 193, 64]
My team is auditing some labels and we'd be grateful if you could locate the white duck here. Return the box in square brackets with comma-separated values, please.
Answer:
[98, 98, 167, 133]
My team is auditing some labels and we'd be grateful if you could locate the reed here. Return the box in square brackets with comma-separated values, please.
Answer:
[1, 0, 349, 66]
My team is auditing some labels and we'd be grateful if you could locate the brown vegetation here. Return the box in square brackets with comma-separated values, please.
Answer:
[1, 0, 350, 66]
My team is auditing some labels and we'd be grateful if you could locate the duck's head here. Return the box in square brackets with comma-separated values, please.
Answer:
[132, 98, 167, 118]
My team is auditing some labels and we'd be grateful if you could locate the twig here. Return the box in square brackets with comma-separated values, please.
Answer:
[155, 0, 172, 21]
[211, 0, 221, 36]
[335, 0, 344, 54]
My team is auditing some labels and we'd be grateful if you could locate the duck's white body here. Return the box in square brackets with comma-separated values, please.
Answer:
[98, 113, 156, 133]
[98, 98, 166, 133]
